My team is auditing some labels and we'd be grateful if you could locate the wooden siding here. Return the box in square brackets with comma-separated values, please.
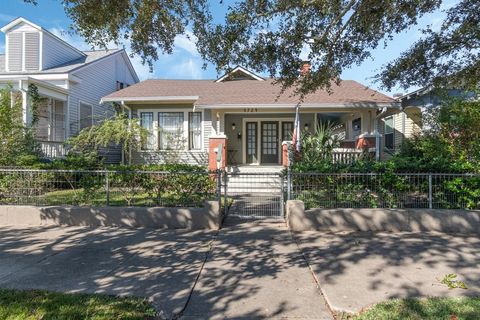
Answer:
[7, 32, 22, 71]
[67, 52, 137, 137]
[41, 32, 84, 70]
[24, 32, 40, 71]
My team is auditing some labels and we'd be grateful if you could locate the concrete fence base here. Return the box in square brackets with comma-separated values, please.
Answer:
[286, 200, 480, 234]
[0, 201, 221, 230]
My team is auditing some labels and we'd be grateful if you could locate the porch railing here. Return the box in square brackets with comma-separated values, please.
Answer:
[38, 141, 68, 159]
[331, 148, 363, 164]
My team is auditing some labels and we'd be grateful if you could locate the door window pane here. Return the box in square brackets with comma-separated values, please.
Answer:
[158, 112, 184, 150]
[140, 112, 154, 150]
[282, 122, 294, 141]
[189, 112, 202, 150]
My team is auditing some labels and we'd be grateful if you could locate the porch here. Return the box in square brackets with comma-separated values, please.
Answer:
[0, 78, 69, 159]
[219, 109, 379, 167]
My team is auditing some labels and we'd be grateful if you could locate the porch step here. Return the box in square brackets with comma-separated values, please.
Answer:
[225, 174, 283, 194]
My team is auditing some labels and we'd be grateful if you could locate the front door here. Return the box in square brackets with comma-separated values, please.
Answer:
[261, 121, 279, 164]
[246, 122, 258, 164]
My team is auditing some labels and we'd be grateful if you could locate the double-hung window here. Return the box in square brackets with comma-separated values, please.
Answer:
[189, 112, 202, 150]
[384, 116, 394, 150]
[140, 112, 154, 150]
[158, 112, 184, 150]
[79, 102, 93, 131]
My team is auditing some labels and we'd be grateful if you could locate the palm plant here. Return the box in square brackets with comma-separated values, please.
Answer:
[300, 121, 340, 166]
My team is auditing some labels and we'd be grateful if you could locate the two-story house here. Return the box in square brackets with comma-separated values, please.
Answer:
[0, 17, 139, 159]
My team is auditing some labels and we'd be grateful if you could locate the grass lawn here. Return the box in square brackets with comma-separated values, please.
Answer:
[0, 289, 156, 320]
[352, 297, 480, 320]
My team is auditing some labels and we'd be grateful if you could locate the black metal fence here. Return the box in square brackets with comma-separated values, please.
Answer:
[288, 172, 480, 210]
[0, 169, 221, 208]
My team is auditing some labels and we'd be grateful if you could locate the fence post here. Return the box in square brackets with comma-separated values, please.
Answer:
[216, 170, 222, 212]
[287, 166, 292, 200]
[105, 171, 110, 206]
[428, 174, 433, 209]
[280, 174, 285, 217]
[223, 170, 228, 215]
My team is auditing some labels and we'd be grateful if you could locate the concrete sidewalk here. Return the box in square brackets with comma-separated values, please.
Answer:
[181, 217, 333, 319]
[295, 231, 480, 314]
[0, 226, 214, 319]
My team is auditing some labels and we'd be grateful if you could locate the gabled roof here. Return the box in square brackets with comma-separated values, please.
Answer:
[103, 78, 396, 107]
[0, 49, 139, 82]
[215, 66, 265, 82]
[1, 17, 86, 57]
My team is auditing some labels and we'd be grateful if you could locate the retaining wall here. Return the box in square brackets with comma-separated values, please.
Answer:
[0, 201, 221, 230]
[286, 200, 480, 234]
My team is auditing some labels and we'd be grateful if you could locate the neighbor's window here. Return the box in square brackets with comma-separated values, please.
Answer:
[140, 112, 154, 150]
[384, 116, 394, 149]
[79, 102, 93, 131]
[189, 112, 202, 150]
[158, 112, 184, 150]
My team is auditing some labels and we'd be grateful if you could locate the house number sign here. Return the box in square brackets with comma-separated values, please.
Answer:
[244, 108, 258, 112]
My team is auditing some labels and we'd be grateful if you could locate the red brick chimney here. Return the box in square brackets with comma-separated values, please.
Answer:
[300, 61, 311, 76]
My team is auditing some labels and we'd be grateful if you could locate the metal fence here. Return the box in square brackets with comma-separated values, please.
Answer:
[289, 172, 480, 210]
[0, 169, 220, 208]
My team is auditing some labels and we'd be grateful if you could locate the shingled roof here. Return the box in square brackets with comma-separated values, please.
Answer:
[102, 78, 395, 106]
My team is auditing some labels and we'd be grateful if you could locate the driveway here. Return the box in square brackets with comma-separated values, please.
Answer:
[0, 225, 214, 319]
[294, 231, 480, 314]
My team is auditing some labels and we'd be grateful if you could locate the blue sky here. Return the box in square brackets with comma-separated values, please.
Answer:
[0, 0, 456, 95]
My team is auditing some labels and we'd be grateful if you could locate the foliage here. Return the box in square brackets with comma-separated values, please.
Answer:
[0, 288, 155, 320]
[22, 1, 478, 96]
[352, 297, 480, 320]
[439, 274, 468, 290]
[300, 122, 340, 167]
[378, 0, 480, 91]
[0, 85, 40, 166]
[68, 112, 148, 164]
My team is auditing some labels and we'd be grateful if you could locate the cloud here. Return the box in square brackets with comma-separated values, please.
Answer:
[0, 13, 15, 23]
[170, 58, 202, 79]
[174, 31, 199, 56]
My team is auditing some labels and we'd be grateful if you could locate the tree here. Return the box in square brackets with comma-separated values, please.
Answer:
[24, 1, 478, 94]
[377, 0, 480, 91]
[0, 85, 40, 166]
[68, 111, 148, 164]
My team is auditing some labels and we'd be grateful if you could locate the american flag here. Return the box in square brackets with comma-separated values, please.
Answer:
[292, 105, 301, 152]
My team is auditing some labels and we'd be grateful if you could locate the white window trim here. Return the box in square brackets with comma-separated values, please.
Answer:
[78, 100, 93, 132]
[136, 108, 205, 152]
[241, 117, 294, 165]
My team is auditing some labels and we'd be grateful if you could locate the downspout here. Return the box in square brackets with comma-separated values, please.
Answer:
[375, 106, 388, 161]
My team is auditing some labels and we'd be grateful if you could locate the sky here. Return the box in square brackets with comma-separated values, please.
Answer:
[0, 0, 456, 95]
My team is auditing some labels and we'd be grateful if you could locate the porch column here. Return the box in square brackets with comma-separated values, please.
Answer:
[19, 80, 31, 126]
[208, 136, 227, 171]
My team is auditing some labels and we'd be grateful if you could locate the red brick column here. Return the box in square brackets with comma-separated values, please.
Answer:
[282, 142, 290, 167]
[356, 135, 376, 150]
[208, 136, 227, 171]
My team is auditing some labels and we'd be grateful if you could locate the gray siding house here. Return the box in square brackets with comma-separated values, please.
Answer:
[101, 66, 401, 170]
[0, 17, 139, 159]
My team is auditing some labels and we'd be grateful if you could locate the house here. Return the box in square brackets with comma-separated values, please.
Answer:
[102, 65, 401, 170]
[0, 17, 139, 159]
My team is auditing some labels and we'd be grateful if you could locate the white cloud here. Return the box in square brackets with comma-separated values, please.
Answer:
[128, 52, 153, 80]
[0, 13, 15, 23]
[174, 31, 199, 56]
[171, 58, 202, 79]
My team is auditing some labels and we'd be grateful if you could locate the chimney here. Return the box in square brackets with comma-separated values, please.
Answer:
[300, 61, 311, 76]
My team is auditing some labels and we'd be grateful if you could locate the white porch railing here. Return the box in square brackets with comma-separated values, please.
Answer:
[331, 148, 363, 164]
[38, 141, 68, 159]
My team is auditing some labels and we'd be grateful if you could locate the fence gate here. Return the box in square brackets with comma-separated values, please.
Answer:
[223, 172, 285, 219]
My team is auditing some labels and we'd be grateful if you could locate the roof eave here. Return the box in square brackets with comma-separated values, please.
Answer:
[100, 96, 200, 104]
